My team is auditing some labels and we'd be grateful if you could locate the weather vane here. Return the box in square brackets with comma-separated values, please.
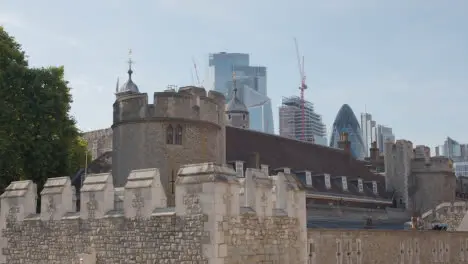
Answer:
[232, 71, 237, 89]
[127, 49, 134, 69]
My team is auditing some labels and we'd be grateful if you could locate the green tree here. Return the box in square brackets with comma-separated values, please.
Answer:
[0, 26, 90, 193]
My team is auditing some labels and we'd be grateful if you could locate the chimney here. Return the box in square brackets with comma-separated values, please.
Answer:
[370, 141, 379, 161]
[338, 132, 351, 154]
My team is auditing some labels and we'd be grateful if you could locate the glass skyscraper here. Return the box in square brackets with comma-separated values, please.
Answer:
[329, 104, 366, 160]
[207, 52, 274, 134]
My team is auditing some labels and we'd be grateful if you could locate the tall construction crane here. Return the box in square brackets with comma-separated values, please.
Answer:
[192, 58, 202, 87]
[294, 38, 307, 141]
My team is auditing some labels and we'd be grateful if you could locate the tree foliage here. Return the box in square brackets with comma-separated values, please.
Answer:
[0, 26, 90, 192]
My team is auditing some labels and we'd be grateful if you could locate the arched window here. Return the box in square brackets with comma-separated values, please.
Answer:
[166, 125, 174, 144]
[175, 125, 183, 145]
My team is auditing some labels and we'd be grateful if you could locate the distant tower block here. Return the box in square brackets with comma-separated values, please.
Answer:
[225, 71, 249, 129]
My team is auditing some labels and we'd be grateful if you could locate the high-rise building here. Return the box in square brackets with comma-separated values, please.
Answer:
[436, 137, 468, 162]
[376, 125, 395, 155]
[207, 52, 274, 134]
[360, 113, 377, 158]
[279, 96, 327, 146]
[330, 104, 366, 160]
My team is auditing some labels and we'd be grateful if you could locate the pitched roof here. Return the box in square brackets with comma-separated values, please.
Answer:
[225, 126, 386, 188]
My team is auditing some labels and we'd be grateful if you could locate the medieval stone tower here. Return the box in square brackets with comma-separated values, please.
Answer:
[112, 61, 226, 205]
[384, 140, 456, 214]
[225, 71, 249, 129]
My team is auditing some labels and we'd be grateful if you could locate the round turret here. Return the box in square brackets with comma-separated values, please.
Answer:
[112, 80, 226, 206]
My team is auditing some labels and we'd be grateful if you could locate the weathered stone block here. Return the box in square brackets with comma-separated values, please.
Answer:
[80, 172, 114, 219]
[40, 177, 73, 221]
[123, 168, 167, 219]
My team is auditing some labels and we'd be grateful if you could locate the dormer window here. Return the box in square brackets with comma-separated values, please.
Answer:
[358, 179, 364, 193]
[166, 125, 174, 144]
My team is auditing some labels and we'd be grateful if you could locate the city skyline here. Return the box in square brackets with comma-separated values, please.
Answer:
[1, 0, 467, 148]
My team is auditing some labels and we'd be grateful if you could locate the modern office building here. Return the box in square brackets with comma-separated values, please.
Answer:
[454, 162, 468, 177]
[360, 113, 377, 158]
[437, 137, 462, 159]
[436, 137, 468, 162]
[376, 125, 395, 155]
[330, 104, 366, 160]
[207, 52, 274, 134]
[279, 96, 327, 146]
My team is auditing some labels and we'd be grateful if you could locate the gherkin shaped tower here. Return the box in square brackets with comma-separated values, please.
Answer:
[329, 104, 366, 160]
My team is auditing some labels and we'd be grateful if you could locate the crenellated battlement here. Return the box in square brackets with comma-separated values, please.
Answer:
[113, 86, 226, 127]
[0, 162, 307, 263]
[0, 162, 304, 222]
[411, 156, 454, 173]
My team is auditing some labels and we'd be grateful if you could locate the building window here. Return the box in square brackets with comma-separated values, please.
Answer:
[175, 125, 183, 145]
[228, 114, 231, 120]
[242, 114, 246, 120]
[242, 125, 245, 129]
[166, 125, 174, 144]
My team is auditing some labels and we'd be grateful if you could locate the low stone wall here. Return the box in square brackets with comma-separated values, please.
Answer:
[308, 229, 468, 264]
[3, 214, 206, 264]
[223, 215, 302, 263]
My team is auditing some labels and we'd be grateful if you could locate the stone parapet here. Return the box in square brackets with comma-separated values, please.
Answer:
[113, 86, 225, 128]
[0, 162, 306, 264]
[412, 157, 454, 173]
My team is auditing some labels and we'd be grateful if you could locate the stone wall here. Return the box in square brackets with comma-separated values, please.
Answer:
[0, 162, 306, 264]
[83, 128, 112, 160]
[421, 201, 468, 231]
[112, 86, 227, 205]
[3, 214, 206, 264]
[308, 228, 468, 264]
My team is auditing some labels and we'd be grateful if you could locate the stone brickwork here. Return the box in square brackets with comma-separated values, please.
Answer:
[385, 140, 457, 214]
[112, 86, 227, 207]
[307, 229, 468, 264]
[0, 162, 306, 264]
[3, 214, 206, 264]
[83, 128, 112, 160]
[421, 201, 468, 231]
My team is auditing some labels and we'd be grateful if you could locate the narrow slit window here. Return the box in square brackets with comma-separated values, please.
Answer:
[175, 125, 183, 145]
[166, 125, 174, 144]
[170, 170, 176, 194]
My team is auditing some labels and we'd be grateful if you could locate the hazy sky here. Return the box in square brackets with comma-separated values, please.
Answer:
[1, 0, 467, 149]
